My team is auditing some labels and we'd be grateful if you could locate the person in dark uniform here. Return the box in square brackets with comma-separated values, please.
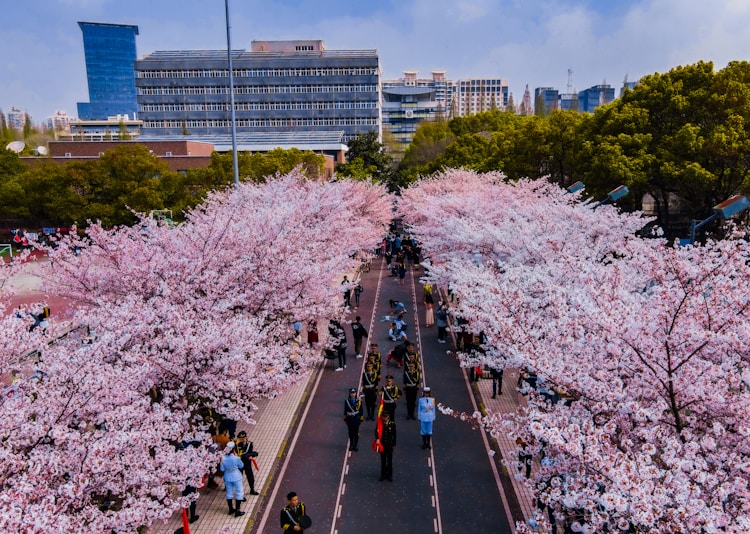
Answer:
[280, 491, 308, 533]
[375, 410, 397, 481]
[343, 387, 364, 451]
[380, 375, 401, 419]
[403, 361, 421, 420]
[235, 431, 260, 496]
[361, 362, 380, 420]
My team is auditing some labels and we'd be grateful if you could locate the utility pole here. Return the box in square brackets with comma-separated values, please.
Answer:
[225, 0, 240, 187]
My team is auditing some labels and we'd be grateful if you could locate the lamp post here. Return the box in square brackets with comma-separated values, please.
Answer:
[684, 195, 750, 245]
[593, 185, 629, 208]
[225, 0, 240, 187]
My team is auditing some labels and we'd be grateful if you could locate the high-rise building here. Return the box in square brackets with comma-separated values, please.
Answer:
[6, 107, 27, 130]
[77, 22, 139, 120]
[454, 78, 508, 117]
[534, 87, 559, 115]
[381, 71, 452, 151]
[134, 40, 380, 143]
[46, 110, 73, 133]
[578, 84, 615, 113]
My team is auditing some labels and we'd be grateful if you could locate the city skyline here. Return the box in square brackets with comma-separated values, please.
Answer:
[2, 0, 749, 124]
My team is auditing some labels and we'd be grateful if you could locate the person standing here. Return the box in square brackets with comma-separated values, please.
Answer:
[280, 491, 308, 533]
[329, 319, 347, 371]
[403, 361, 421, 420]
[342, 276, 352, 308]
[353, 282, 363, 308]
[235, 431, 260, 496]
[343, 387, 364, 451]
[306, 320, 319, 347]
[424, 286, 434, 327]
[351, 316, 368, 358]
[220, 442, 245, 517]
[490, 366, 504, 398]
[380, 375, 401, 420]
[436, 305, 448, 343]
[417, 387, 436, 449]
[361, 362, 380, 420]
[375, 410, 397, 481]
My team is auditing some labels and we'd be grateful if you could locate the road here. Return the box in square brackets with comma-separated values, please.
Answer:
[257, 256, 514, 534]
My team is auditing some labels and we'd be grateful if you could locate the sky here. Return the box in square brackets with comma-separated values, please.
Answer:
[2, 0, 750, 124]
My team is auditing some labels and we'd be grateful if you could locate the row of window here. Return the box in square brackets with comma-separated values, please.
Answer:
[138, 84, 379, 96]
[137, 67, 378, 79]
[139, 101, 379, 112]
[143, 117, 378, 128]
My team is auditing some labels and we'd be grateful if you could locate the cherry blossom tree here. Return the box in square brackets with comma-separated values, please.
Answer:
[400, 169, 750, 532]
[0, 171, 392, 532]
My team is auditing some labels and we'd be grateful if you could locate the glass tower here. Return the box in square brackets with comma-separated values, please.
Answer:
[77, 22, 139, 120]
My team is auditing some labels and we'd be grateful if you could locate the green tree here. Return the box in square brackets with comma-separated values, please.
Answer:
[335, 131, 398, 190]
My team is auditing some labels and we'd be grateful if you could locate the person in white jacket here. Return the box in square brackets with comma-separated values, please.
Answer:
[417, 387, 436, 449]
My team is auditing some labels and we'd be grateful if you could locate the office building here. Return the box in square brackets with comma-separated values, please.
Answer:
[382, 71, 451, 151]
[77, 22, 140, 120]
[134, 40, 380, 143]
[534, 87, 559, 115]
[454, 78, 509, 117]
[578, 84, 615, 113]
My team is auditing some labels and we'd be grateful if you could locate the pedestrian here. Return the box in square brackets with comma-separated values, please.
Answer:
[436, 305, 448, 343]
[516, 437, 533, 479]
[490, 366, 504, 398]
[397, 259, 407, 285]
[343, 387, 364, 451]
[220, 441, 245, 517]
[280, 491, 310, 533]
[380, 375, 401, 420]
[329, 319, 348, 371]
[342, 276, 352, 308]
[307, 320, 319, 347]
[351, 316, 368, 358]
[403, 361, 421, 420]
[424, 286, 434, 327]
[361, 362, 380, 420]
[375, 410, 397, 481]
[235, 431, 260, 496]
[353, 282, 363, 308]
[417, 387, 436, 449]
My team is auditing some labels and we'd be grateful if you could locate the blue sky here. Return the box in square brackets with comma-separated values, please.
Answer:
[3, 0, 750, 124]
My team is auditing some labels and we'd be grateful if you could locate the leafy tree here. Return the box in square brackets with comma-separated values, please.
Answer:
[336, 131, 398, 189]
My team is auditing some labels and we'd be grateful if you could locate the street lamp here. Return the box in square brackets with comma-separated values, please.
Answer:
[566, 181, 584, 194]
[594, 185, 629, 207]
[225, 0, 240, 187]
[684, 195, 750, 245]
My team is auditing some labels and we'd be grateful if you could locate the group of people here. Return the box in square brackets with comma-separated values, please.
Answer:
[341, 341, 437, 482]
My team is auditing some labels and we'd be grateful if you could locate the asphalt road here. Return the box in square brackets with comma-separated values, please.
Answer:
[269, 256, 513, 534]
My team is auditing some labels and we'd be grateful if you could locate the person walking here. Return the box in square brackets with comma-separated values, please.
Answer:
[235, 431, 260, 496]
[490, 366, 504, 398]
[280, 491, 310, 533]
[353, 282, 363, 308]
[220, 442, 246, 517]
[351, 316, 368, 358]
[417, 387, 436, 449]
[343, 387, 364, 451]
[342, 276, 352, 308]
[375, 410, 397, 481]
[361, 362, 380, 420]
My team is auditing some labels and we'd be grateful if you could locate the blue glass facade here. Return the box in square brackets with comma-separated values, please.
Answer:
[578, 85, 615, 113]
[134, 42, 381, 142]
[77, 22, 139, 120]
